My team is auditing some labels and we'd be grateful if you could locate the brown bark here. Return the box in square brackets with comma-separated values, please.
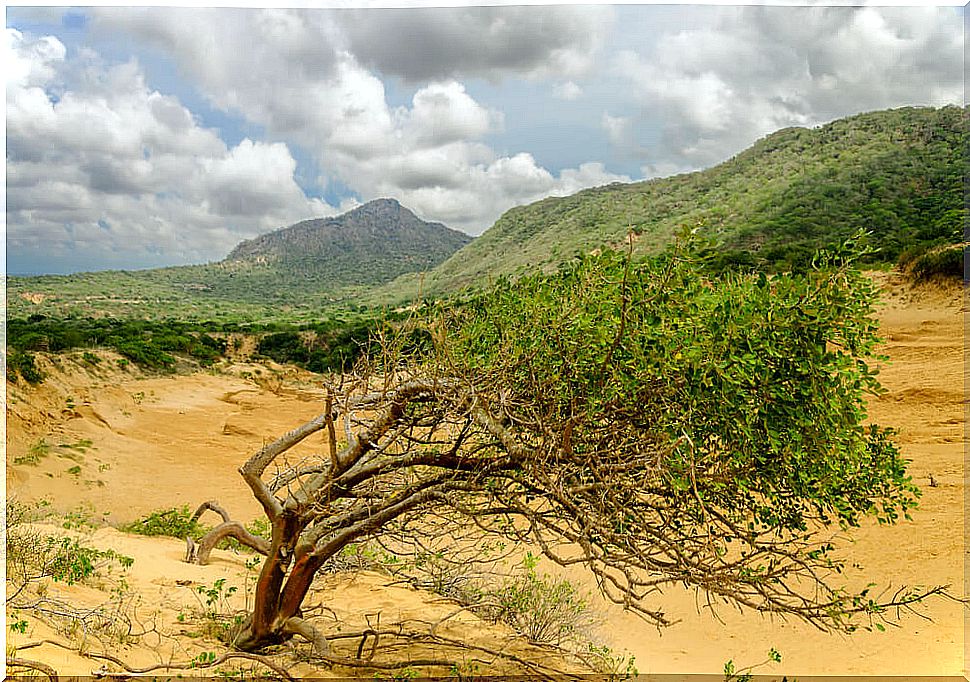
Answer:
[6, 656, 59, 681]
[185, 520, 271, 565]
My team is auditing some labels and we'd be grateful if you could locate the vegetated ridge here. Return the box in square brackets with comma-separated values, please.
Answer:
[8, 198, 471, 322]
[224, 197, 471, 277]
[380, 105, 965, 301]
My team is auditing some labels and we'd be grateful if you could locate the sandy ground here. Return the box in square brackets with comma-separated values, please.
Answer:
[5, 274, 966, 678]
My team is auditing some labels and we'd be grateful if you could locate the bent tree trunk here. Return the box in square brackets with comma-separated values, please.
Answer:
[185, 245, 953, 659]
[186, 382, 493, 655]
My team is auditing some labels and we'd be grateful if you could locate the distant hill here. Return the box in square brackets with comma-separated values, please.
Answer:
[7, 199, 471, 322]
[380, 105, 965, 300]
[225, 198, 471, 280]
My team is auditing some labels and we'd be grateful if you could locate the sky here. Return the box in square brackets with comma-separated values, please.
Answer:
[4, 3, 965, 275]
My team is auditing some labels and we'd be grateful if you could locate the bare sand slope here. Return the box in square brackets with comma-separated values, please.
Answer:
[5, 275, 966, 677]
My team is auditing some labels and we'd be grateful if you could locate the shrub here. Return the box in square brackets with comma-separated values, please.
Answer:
[908, 244, 964, 280]
[483, 566, 597, 646]
[121, 505, 208, 539]
[13, 439, 51, 466]
[7, 350, 44, 384]
[6, 500, 134, 588]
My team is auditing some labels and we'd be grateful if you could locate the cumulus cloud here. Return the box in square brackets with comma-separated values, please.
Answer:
[332, 5, 613, 82]
[16, 4, 956, 273]
[401, 81, 503, 147]
[5, 28, 335, 271]
[612, 5, 963, 175]
[601, 113, 633, 147]
[553, 81, 583, 101]
[83, 8, 627, 236]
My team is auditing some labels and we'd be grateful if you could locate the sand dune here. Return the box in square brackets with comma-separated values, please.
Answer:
[5, 274, 966, 678]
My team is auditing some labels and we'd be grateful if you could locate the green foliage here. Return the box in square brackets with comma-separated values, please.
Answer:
[438, 233, 917, 536]
[7, 349, 44, 384]
[256, 320, 381, 372]
[62, 502, 100, 531]
[186, 576, 249, 644]
[6, 500, 134, 587]
[6, 317, 231, 373]
[723, 649, 784, 681]
[4, 313, 394, 382]
[900, 243, 964, 281]
[121, 505, 208, 540]
[13, 439, 51, 466]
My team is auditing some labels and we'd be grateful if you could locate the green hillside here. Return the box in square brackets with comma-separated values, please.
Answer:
[379, 105, 965, 301]
[7, 199, 470, 323]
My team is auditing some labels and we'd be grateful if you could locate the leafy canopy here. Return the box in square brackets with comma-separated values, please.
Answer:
[369, 233, 930, 631]
[437, 234, 916, 534]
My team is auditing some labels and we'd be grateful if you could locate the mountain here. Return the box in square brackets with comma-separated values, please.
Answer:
[7, 199, 471, 322]
[381, 105, 965, 300]
[225, 198, 471, 282]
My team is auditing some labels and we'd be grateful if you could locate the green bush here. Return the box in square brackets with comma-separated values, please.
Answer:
[908, 244, 964, 280]
[6, 500, 134, 588]
[7, 350, 44, 384]
[485, 567, 596, 646]
[121, 505, 208, 539]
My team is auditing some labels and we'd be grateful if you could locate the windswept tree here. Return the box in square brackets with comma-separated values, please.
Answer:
[187, 235, 951, 661]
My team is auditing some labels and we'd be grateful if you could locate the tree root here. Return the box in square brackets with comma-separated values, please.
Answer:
[12, 638, 295, 681]
[7, 655, 59, 681]
[282, 616, 330, 656]
[318, 626, 581, 680]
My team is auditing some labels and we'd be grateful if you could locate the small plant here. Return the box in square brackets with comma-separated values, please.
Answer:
[82, 351, 101, 365]
[7, 501, 134, 588]
[67, 465, 82, 476]
[60, 438, 93, 452]
[187, 578, 245, 643]
[121, 505, 209, 539]
[62, 503, 100, 530]
[13, 439, 50, 466]
[584, 643, 638, 679]
[117, 358, 129, 370]
[480, 557, 598, 647]
[192, 651, 218, 667]
[723, 649, 783, 682]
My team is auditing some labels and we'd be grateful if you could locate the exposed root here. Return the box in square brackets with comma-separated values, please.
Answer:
[190, 500, 233, 525]
[7, 655, 59, 681]
[13, 638, 294, 681]
[282, 615, 330, 656]
[319, 625, 582, 680]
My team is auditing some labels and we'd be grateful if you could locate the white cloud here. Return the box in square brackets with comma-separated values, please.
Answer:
[6, 29, 336, 270]
[402, 81, 503, 147]
[601, 113, 632, 146]
[84, 9, 627, 237]
[553, 81, 583, 101]
[613, 5, 963, 172]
